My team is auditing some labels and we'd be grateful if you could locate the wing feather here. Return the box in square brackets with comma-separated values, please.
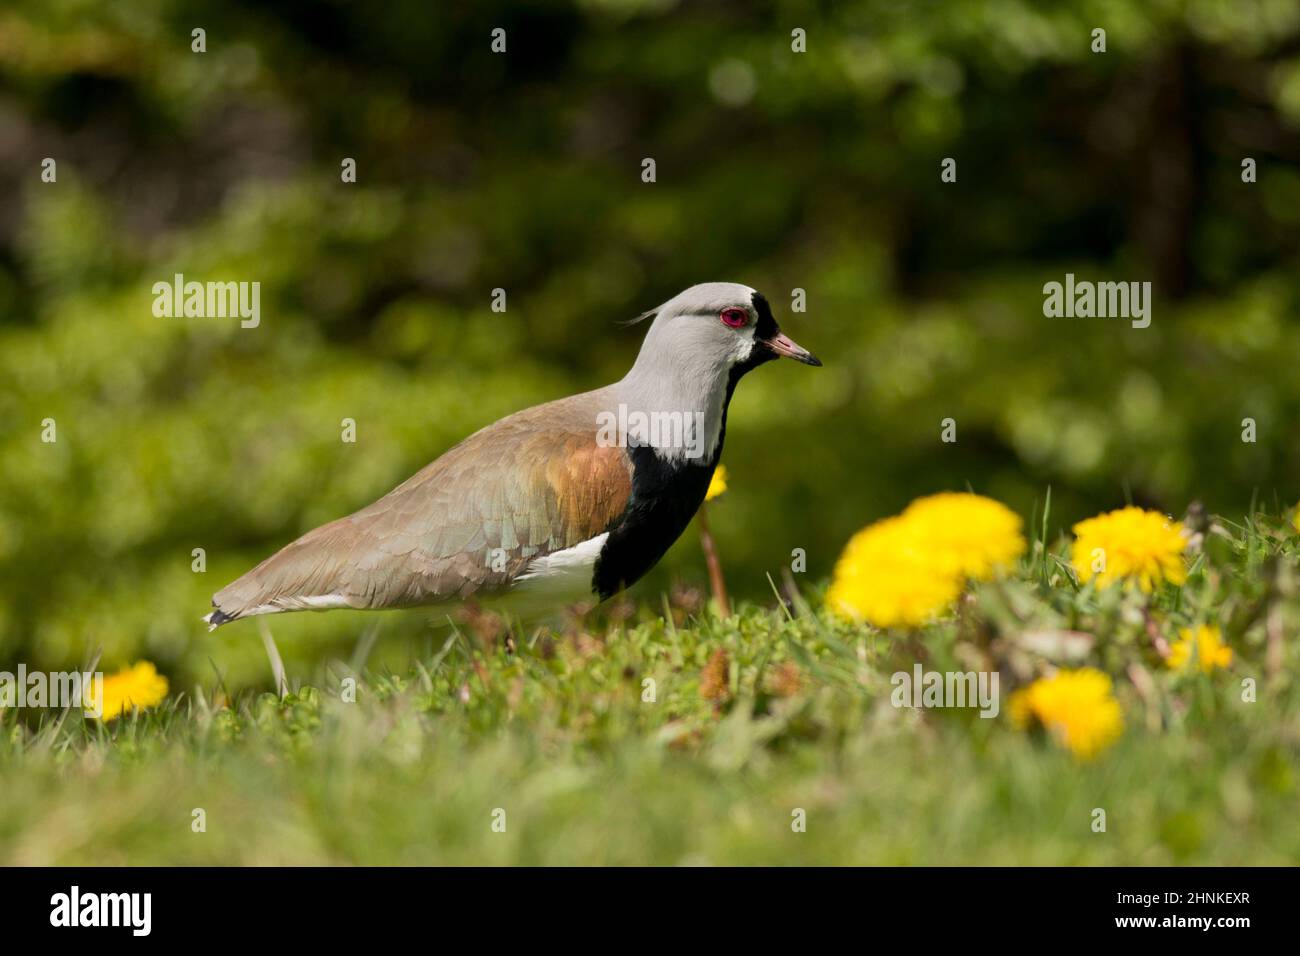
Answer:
[211, 389, 632, 620]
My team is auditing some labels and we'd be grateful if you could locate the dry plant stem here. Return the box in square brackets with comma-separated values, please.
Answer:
[1126, 662, 1163, 732]
[1143, 605, 1170, 659]
[1266, 600, 1283, 677]
[697, 507, 731, 618]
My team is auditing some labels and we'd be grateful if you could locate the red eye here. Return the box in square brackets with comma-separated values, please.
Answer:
[720, 307, 748, 328]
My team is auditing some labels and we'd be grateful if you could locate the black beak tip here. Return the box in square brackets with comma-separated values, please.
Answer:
[803, 353, 823, 367]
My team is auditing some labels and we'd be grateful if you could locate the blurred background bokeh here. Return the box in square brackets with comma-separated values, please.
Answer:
[2, 0, 1299, 689]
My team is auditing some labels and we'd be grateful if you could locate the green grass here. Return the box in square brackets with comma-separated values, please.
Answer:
[2, 511, 1299, 865]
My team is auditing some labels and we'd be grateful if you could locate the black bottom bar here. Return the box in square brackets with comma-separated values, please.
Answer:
[3, 867, 1279, 940]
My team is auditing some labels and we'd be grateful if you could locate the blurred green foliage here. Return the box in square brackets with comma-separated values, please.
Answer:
[1, 0, 1299, 687]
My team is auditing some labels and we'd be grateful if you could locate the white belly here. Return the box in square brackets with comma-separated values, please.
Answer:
[480, 533, 609, 621]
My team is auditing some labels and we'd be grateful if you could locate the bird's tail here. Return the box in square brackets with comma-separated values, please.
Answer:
[201, 606, 237, 631]
[200, 514, 367, 630]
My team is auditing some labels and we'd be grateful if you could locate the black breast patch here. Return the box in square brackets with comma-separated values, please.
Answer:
[591, 445, 716, 599]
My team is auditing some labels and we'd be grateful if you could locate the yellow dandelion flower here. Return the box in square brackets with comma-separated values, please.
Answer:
[90, 661, 169, 721]
[1071, 506, 1188, 592]
[826, 515, 962, 628]
[1167, 624, 1233, 673]
[1009, 667, 1123, 760]
[704, 465, 728, 502]
[900, 492, 1027, 581]
[1293, 504, 1300, 534]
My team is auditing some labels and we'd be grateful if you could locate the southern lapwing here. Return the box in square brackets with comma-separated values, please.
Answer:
[204, 282, 820, 629]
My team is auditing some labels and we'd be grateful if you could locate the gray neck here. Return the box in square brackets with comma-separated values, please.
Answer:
[615, 344, 729, 465]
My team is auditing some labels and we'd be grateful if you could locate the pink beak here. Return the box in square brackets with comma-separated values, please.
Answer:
[762, 330, 822, 366]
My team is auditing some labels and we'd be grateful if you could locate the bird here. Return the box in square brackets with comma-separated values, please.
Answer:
[204, 282, 820, 629]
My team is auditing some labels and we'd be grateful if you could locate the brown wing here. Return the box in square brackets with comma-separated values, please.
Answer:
[210, 390, 632, 621]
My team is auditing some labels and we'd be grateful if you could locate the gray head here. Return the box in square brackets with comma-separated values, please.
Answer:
[630, 282, 820, 378]
[617, 282, 820, 462]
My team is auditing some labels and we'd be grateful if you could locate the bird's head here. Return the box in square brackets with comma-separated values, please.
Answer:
[632, 282, 821, 380]
[617, 282, 820, 463]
